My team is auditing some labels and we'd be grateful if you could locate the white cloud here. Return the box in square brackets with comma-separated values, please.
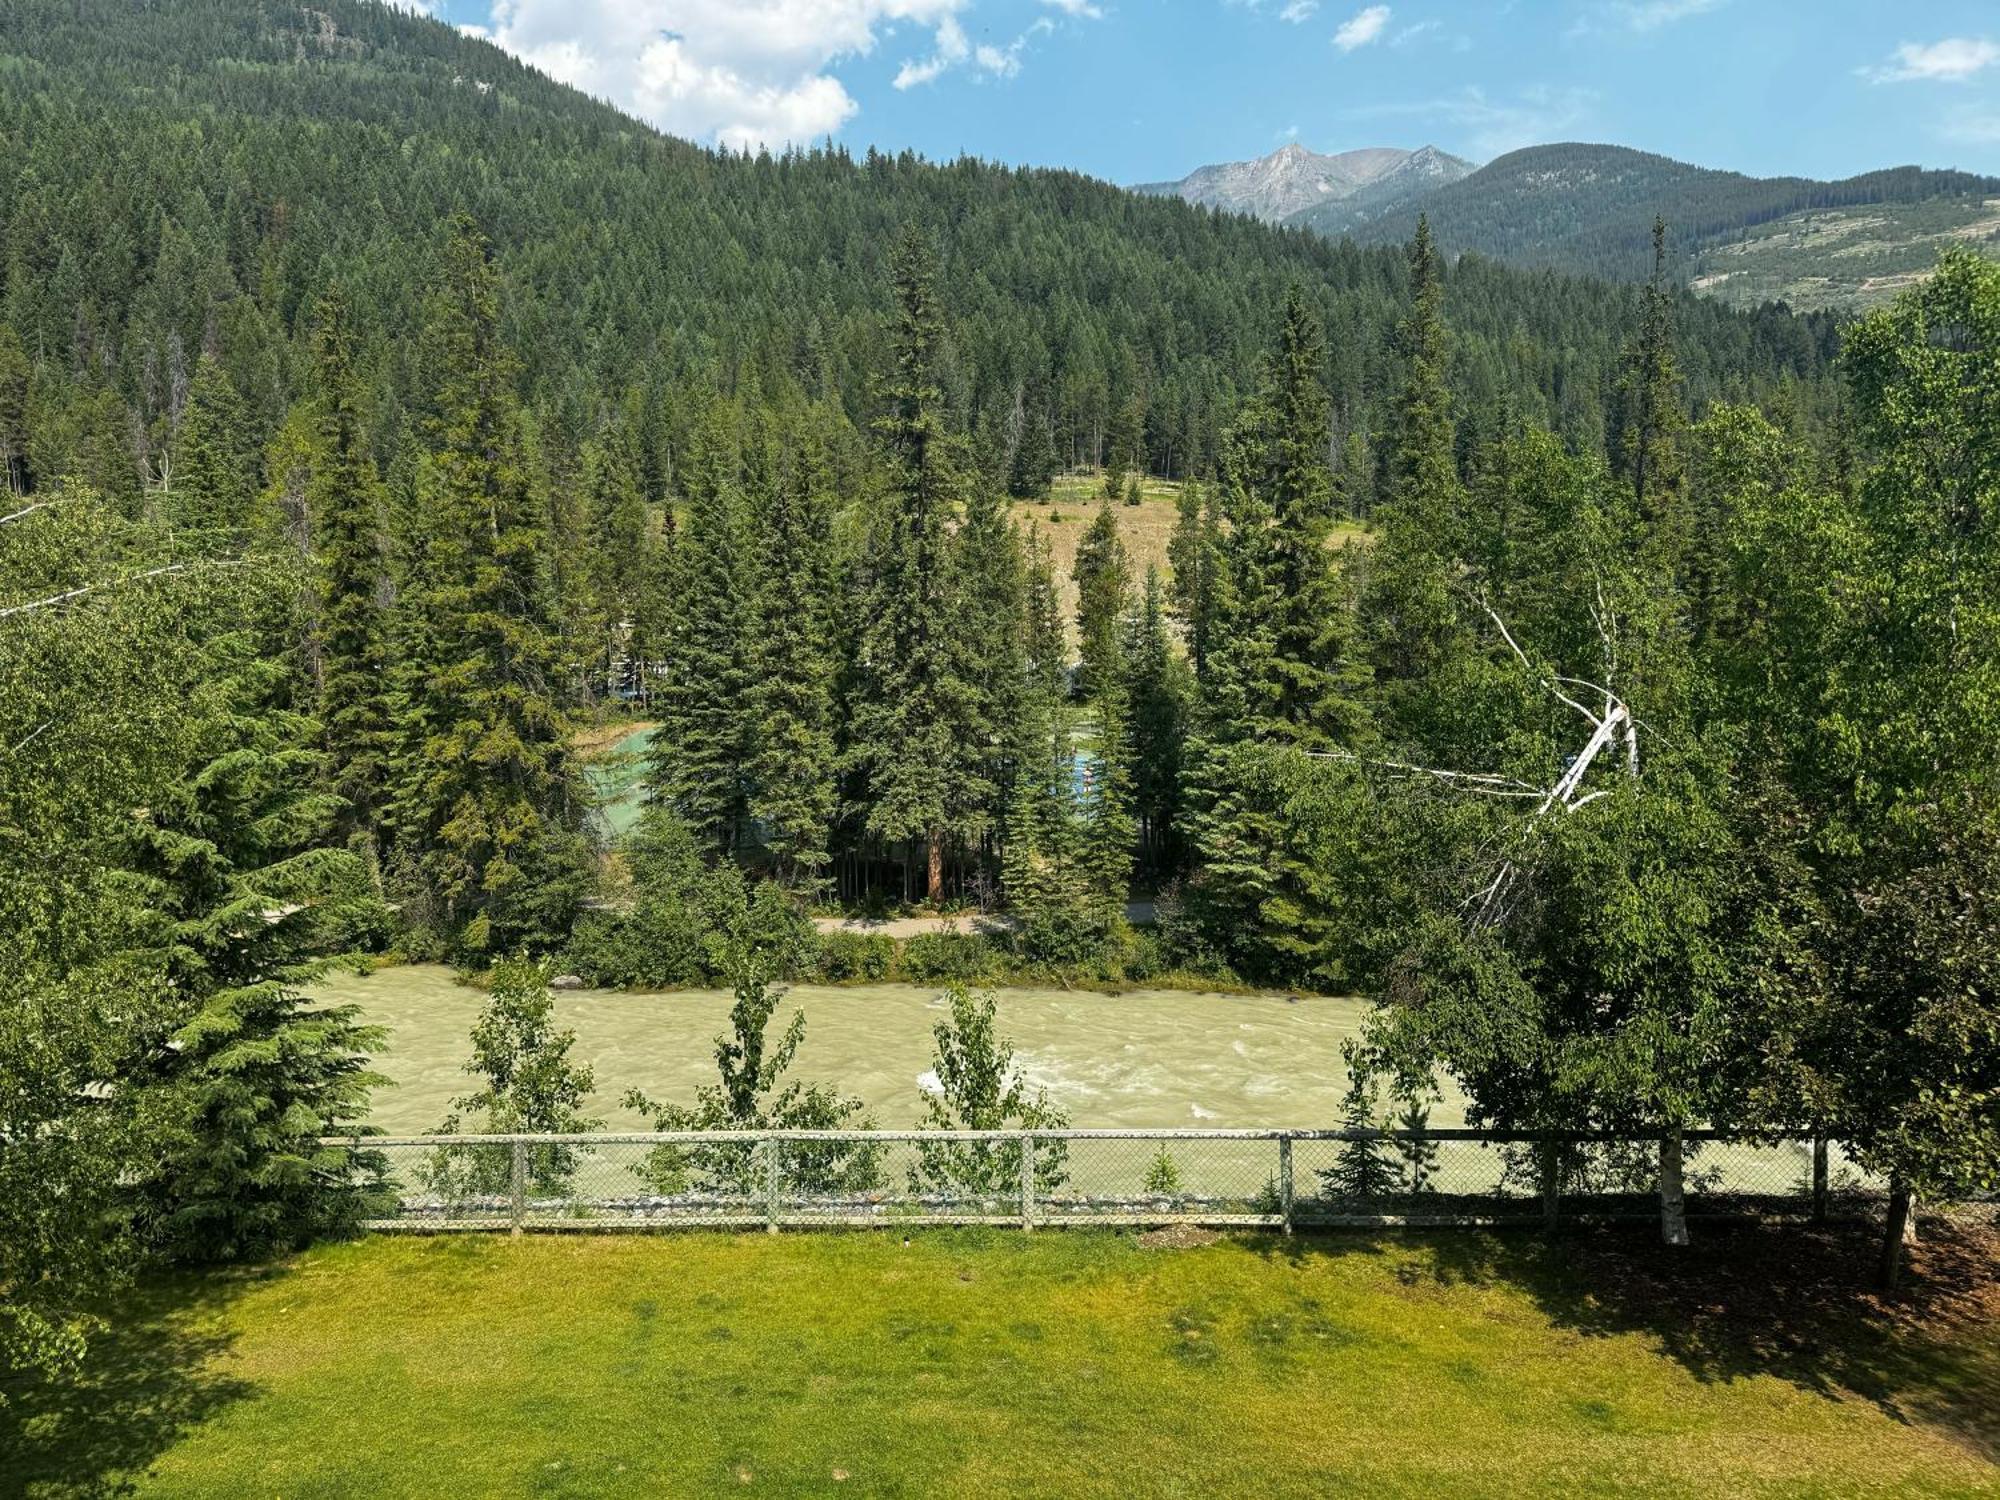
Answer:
[894, 14, 970, 89]
[474, 0, 975, 150]
[1862, 37, 2000, 85]
[1041, 0, 1103, 16]
[1332, 3, 1389, 50]
[1279, 0, 1319, 23]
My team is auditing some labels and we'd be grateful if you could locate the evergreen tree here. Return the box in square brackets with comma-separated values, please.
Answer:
[388, 215, 585, 955]
[1368, 218, 1468, 747]
[847, 228, 986, 901]
[1167, 479, 1224, 682]
[748, 442, 840, 885]
[1071, 500, 1129, 702]
[129, 638, 388, 1262]
[647, 401, 755, 852]
[171, 354, 255, 542]
[1609, 218, 1689, 547]
[581, 421, 652, 697]
[0, 325, 30, 495]
[306, 289, 392, 847]
[953, 477, 1032, 873]
[1124, 567, 1190, 872]
[1321, 1051, 1396, 1203]
[1006, 374, 1058, 499]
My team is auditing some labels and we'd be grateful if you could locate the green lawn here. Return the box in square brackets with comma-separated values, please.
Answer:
[6, 1226, 1996, 1498]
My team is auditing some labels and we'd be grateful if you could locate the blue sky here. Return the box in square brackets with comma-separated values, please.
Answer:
[421, 1, 2000, 181]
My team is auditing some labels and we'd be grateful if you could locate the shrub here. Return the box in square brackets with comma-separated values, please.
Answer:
[901, 930, 997, 983]
[816, 931, 898, 983]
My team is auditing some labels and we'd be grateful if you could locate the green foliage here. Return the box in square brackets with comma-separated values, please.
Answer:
[623, 971, 879, 1196]
[901, 930, 1000, 984]
[814, 931, 899, 984]
[1142, 1147, 1183, 1197]
[1320, 1052, 1396, 1204]
[563, 806, 818, 989]
[429, 955, 601, 1196]
[910, 985, 1069, 1198]
[386, 216, 587, 957]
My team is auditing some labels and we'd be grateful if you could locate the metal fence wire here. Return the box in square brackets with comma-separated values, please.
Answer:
[324, 1130, 1896, 1234]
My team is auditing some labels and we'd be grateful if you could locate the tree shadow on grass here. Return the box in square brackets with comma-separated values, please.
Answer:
[0, 1266, 282, 1499]
[1268, 1219, 2000, 1464]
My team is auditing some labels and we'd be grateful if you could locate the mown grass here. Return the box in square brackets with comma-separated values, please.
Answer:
[6, 1225, 1996, 1498]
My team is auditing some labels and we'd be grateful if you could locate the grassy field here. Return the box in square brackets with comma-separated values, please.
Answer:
[1010, 472, 1368, 639]
[7, 1224, 1996, 1498]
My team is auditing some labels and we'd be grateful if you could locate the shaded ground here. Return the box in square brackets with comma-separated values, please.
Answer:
[8, 1224, 1996, 1498]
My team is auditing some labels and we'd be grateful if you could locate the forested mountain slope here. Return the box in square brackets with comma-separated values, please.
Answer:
[1299, 142, 2000, 309]
[0, 0, 1834, 494]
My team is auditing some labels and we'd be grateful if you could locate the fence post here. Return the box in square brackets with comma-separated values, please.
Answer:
[509, 1140, 527, 1237]
[1811, 1136, 1829, 1225]
[1020, 1132, 1036, 1231]
[1539, 1138, 1560, 1233]
[764, 1137, 781, 1235]
[1278, 1135, 1294, 1235]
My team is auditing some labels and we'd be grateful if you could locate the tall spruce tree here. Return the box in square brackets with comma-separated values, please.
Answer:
[171, 354, 255, 543]
[1368, 217, 1468, 748]
[1072, 500, 1130, 703]
[388, 214, 584, 954]
[647, 401, 756, 852]
[748, 441, 840, 885]
[847, 228, 985, 901]
[306, 289, 392, 847]
[1610, 218, 1689, 549]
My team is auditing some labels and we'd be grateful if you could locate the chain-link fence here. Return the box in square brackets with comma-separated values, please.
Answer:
[325, 1130, 1898, 1233]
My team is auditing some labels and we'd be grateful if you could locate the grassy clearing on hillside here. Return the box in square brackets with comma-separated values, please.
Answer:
[1012, 472, 1367, 638]
[7, 1225, 1995, 1498]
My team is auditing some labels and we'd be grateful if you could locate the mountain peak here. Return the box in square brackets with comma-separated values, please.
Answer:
[1135, 142, 1475, 224]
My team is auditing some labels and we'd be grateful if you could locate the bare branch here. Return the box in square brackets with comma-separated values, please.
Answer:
[0, 499, 67, 527]
[0, 559, 249, 622]
[1472, 594, 1602, 728]
[5, 719, 52, 757]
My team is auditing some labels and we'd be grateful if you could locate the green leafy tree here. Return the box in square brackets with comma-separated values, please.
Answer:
[624, 970, 878, 1195]
[910, 985, 1069, 1198]
[431, 954, 602, 1195]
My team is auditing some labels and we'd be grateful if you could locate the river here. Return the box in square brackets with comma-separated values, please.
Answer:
[314, 964, 1457, 1135]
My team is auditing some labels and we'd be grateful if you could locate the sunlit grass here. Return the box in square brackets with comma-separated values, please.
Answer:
[8, 1228, 1995, 1497]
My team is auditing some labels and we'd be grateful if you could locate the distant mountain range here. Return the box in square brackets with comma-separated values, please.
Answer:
[1134, 143, 1474, 229]
[1138, 142, 2000, 311]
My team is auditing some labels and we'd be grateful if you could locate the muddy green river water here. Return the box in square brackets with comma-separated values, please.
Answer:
[317, 964, 1468, 1135]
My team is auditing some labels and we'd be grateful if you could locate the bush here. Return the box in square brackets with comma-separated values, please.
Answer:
[816, 931, 898, 983]
[901, 930, 997, 983]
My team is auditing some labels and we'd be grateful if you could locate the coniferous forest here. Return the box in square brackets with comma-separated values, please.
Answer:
[1, 0, 1996, 1395]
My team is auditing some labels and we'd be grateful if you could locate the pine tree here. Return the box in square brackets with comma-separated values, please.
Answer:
[0, 325, 30, 495]
[581, 421, 652, 697]
[1320, 1052, 1395, 1204]
[129, 639, 387, 1262]
[172, 354, 255, 542]
[1368, 218, 1468, 746]
[647, 400, 755, 852]
[1124, 567, 1189, 872]
[847, 228, 986, 901]
[1083, 667, 1137, 915]
[1007, 374, 1057, 500]
[953, 478, 1031, 873]
[388, 215, 585, 955]
[306, 289, 392, 847]
[1167, 479, 1224, 682]
[1610, 218, 1688, 548]
[748, 442, 840, 885]
[1072, 500, 1129, 702]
